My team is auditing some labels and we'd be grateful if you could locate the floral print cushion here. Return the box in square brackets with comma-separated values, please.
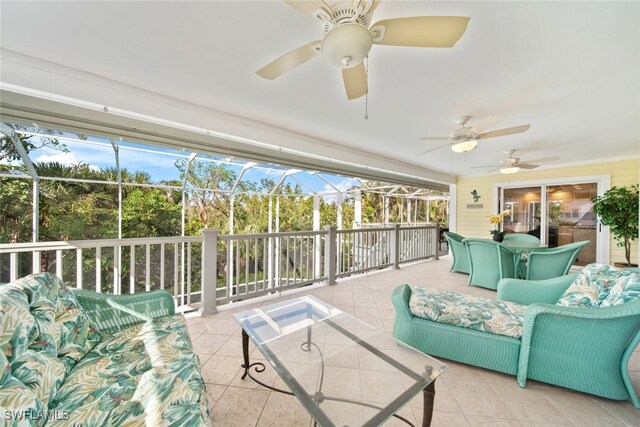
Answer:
[556, 264, 635, 308]
[599, 272, 640, 307]
[48, 315, 210, 426]
[409, 285, 526, 338]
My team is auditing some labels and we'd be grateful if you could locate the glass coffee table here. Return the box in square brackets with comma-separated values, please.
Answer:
[234, 296, 447, 426]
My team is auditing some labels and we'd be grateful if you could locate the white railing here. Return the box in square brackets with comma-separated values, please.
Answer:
[0, 223, 440, 313]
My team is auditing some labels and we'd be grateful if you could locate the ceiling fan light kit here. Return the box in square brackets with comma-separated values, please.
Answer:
[450, 140, 478, 153]
[500, 166, 520, 174]
[321, 23, 372, 68]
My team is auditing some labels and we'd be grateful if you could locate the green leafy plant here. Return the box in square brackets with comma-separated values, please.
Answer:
[591, 184, 639, 266]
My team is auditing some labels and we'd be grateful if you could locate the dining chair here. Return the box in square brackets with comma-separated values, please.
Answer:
[503, 233, 541, 244]
[464, 238, 517, 290]
[524, 240, 591, 280]
[444, 231, 470, 274]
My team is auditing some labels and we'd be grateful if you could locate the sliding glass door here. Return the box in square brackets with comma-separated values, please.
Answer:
[498, 177, 607, 264]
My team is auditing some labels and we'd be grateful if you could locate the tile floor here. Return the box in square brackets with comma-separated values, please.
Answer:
[186, 255, 640, 426]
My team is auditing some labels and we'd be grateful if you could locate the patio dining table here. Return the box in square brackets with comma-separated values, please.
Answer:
[502, 240, 548, 278]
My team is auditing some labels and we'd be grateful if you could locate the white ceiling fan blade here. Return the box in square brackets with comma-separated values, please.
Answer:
[418, 136, 451, 141]
[520, 156, 560, 165]
[371, 16, 470, 47]
[477, 124, 531, 139]
[342, 62, 368, 100]
[418, 143, 451, 155]
[518, 164, 540, 170]
[257, 41, 321, 80]
[283, 0, 333, 20]
[469, 115, 504, 135]
[471, 165, 500, 169]
[365, 0, 383, 15]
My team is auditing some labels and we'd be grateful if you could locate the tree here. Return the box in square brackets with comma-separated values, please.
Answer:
[592, 184, 639, 266]
[1, 128, 67, 162]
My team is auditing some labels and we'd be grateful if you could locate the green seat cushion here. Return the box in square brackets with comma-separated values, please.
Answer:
[556, 263, 636, 308]
[48, 315, 209, 426]
[409, 285, 526, 338]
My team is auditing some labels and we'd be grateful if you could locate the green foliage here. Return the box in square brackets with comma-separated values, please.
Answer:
[592, 184, 639, 265]
[0, 129, 67, 163]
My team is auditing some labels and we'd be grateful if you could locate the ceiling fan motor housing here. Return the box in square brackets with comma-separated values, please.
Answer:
[321, 23, 373, 68]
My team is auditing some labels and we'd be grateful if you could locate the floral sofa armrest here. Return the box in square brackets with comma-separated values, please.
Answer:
[497, 274, 578, 305]
[72, 288, 175, 334]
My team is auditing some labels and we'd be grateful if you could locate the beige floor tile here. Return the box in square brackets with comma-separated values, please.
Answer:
[209, 317, 241, 335]
[490, 384, 572, 425]
[429, 410, 471, 427]
[214, 335, 244, 358]
[229, 359, 278, 390]
[440, 361, 486, 383]
[466, 415, 523, 427]
[445, 379, 515, 419]
[192, 332, 230, 357]
[201, 355, 243, 385]
[211, 386, 269, 427]
[593, 397, 640, 426]
[360, 370, 406, 403]
[537, 388, 625, 426]
[409, 379, 463, 414]
[257, 392, 312, 427]
[206, 384, 227, 411]
[354, 306, 381, 319]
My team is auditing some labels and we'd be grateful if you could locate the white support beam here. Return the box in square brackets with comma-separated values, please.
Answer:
[229, 161, 257, 196]
[336, 193, 343, 230]
[313, 195, 321, 277]
[384, 196, 390, 224]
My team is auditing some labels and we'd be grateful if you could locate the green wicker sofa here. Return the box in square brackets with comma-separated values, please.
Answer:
[0, 272, 210, 426]
[392, 264, 640, 407]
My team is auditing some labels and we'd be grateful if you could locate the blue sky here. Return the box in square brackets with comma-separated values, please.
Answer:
[12, 129, 359, 195]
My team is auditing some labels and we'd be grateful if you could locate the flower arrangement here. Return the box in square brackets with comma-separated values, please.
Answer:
[489, 209, 511, 241]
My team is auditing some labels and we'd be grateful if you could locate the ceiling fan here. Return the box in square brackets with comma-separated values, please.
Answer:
[418, 116, 531, 154]
[473, 149, 559, 174]
[257, 0, 470, 100]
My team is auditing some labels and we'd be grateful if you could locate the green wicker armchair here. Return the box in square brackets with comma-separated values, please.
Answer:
[464, 238, 517, 290]
[443, 231, 470, 274]
[523, 240, 590, 280]
[392, 273, 640, 408]
[72, 288, 176, 333]
[503, 233, 541, 244]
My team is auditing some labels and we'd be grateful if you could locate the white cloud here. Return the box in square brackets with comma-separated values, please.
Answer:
[34, 152, 80, 165]
[33, 152, 100, 171]
[321, 178, 359, 203]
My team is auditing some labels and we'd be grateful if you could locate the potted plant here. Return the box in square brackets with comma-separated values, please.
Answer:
[489, 209, 511, 242]
[591, 184, 639, 267]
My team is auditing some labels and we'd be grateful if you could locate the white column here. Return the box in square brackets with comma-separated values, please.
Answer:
[426, 199, 431, 223]
[354, 190, 362, 227]
[384, 196, 390, 224]
[200, 229, 218, 315]
[407, 198, 412, 225]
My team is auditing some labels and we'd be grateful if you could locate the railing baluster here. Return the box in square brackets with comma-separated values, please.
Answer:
[32, 252, 41, 274]
[254, 239, 258, 292]
[235, 239, 240, 296]
[245, 239, 250, 294]
[145, 244, 151, 292]
[173, 243, 179, 302]
[56, 250, 63, 280]
[9, 253, 18, 282]
[187, 242, 192, 305]
[263, 238, 267, 291]
[160, 243, 165, 290]
[76, 248, 83, 289]
[130, 245, 135, 294]
[285, 236, 289, 287]
[96, 246, 101, 293]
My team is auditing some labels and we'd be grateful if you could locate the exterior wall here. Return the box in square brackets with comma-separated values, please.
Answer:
[456, 159, 640, 265]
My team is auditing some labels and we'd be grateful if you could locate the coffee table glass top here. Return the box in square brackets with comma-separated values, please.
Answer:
[234, 296, 447, 426]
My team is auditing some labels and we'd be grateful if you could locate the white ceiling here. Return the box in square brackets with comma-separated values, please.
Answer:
[1, 1, 639, 178]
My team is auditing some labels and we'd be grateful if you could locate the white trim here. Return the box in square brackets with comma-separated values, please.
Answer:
[493, 174, 611, 264]
[448, 184, 457, 232]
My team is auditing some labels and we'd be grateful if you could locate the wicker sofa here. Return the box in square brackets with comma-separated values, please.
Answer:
[0, 272, 210, 426]
[392, 265, 640, 407]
